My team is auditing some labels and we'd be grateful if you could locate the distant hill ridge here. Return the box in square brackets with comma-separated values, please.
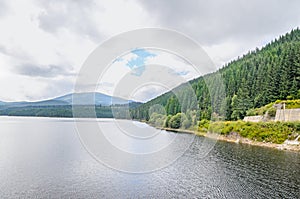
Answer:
[0, 92, 136, 108]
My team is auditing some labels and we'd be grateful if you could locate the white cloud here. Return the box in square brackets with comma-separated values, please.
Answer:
[0, 0, 155, 101]
[0, 0, 299, 102]
[145, 50, 199, 80]
[130, 84, 168, 102]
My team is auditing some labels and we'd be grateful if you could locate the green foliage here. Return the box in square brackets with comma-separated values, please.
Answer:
[247, 99, 300, 117]
[246, 102, 276, 117]
[131, 28, 300, 121]
[208, 121, 300, 144]
[231, 78, 253, 120]
[182, 114, 191, 129]
[0, 105, 129, 118]
[149, 113, 166, 127]
[0, 106, 74, 117]
[164, 115, 172, 127]
[198, 119, 210, 132]
[246, 108, 257, 116]
[268, 108, 277, 117]
[283, 99, 300, 108]
[168, 113, 186, 129]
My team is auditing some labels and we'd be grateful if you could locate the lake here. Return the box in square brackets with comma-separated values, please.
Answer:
[0, 117, 299, 198]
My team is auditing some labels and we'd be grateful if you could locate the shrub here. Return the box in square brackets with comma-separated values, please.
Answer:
[267, 107, 276, 117]
[169, 113, 185, 129]
[164, 115, 172, 128]
[149, 113, 166, 127]
[182, 117, 192, 129]
[205, 121, 300, 144]
[198, 119, 210, 132]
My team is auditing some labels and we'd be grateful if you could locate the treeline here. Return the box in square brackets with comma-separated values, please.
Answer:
[0, 101, 142, 118]
[0, 105, 74, 117]
[0, 105, 128, 118]
[148, 112, 198, 129]
[130, 28, 300, 122]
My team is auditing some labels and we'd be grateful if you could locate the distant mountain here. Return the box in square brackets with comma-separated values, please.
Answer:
[1, 100, 69, 108]
[55, 92, 134, 106]
[0, 92, 142, 118]
[0, 92, 137, 108]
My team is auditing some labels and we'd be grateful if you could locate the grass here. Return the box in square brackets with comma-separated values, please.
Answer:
[247, 99, 300, 117]
[199, 120, 300, 144]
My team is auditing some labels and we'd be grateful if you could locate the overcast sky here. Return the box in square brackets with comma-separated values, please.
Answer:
[0, 0, 300, 102]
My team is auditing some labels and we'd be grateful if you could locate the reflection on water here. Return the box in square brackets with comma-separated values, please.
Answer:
[0, 117, 299, 198]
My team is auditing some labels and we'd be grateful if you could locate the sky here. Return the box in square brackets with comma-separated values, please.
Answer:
[0, 0, 300, 102]
[97, 48, 200, 102]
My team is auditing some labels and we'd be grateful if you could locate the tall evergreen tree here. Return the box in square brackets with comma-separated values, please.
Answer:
[130, 28, 300, 121]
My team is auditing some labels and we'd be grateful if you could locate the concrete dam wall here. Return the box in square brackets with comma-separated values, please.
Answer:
[275, 108, 300, 122]
[243, 108, 300, 122]
[243, 116, 264, 122]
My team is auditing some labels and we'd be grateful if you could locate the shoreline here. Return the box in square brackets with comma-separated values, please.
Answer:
[157, 126, 300, 152]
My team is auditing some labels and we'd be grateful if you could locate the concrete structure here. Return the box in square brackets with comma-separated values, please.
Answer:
[243, 115, 264, 122]
[275, 108, 300, 122]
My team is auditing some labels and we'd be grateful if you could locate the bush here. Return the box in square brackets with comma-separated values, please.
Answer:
[169, 113, 186, 129]
[198, 119, 210, 132]
[182, 117, 192, 129]
[267, 107, 276, 117]
[164, 115, 172, 127]
[246, 108, 256, 116]
[149, 113, 166, 127]
[206, 121, 300, 144]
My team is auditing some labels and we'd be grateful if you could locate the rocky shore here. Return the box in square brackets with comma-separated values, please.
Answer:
[207, 133, 300, 152]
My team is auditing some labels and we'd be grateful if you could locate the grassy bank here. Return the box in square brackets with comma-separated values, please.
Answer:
[201, 120, 300, 144]
[152, 120, 300, 151]
[246, 99, 300, 117]
[148, 111, 300, 144]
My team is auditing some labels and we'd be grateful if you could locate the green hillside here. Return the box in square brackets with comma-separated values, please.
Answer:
[130, 28, 300, 122]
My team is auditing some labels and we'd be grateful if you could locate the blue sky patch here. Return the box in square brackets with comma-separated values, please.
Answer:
[126, 48, 156, 76]
[176, 70, 189, 76]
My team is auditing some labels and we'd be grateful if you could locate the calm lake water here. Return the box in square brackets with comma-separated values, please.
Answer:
[0, 117, 299, 198]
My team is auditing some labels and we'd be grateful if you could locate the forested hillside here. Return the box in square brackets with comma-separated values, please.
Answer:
[130, 28, 300, 122]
